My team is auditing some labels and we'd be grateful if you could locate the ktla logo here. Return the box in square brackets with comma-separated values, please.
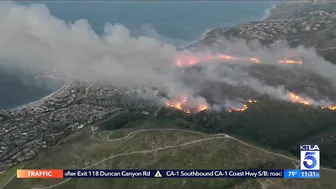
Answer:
[300, 144, 320, 170]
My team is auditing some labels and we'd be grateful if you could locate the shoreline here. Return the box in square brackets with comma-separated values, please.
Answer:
[261, 3, 278, 20]
[182, 1, 280, 50]
[12, 84, 68, 111]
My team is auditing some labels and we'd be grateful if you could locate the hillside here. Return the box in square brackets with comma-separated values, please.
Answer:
[156, 98, 336, 169]
[1, 118, 335, 189]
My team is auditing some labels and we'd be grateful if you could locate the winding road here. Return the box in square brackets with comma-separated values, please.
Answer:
[0, 165, 25, 189]
[91, 128, 336, 172]
[24, 128, 335, 189]
[2, 124, 335, 189]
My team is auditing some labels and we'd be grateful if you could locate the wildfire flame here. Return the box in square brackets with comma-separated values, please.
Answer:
[226, 99, 257, 112]
[218, 55, 236, 60]
[176, 60, 182, 67]
[288, 93, 312, 106]
[164, 53, 336, 113]
[164, 91, 336, 113]
[187, 57, 199, 65]
[227, 104, 249, 113]
[321, 105, 336, 110]
[278, 60, 303, 64]
[234, 104, 248, 112]
[248, 99, 257, 103]
[250, 57, 261, 63]
[175, 53, 303, 67]
[287, 93, 336, 111]
[164, 95, 255, 113]
[329, 105, 336, 110]
[164, 95, 208, 114]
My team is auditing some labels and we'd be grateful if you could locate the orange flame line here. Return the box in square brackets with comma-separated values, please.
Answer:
[164, 91, 336, 114]
[176, 54, 303, 67]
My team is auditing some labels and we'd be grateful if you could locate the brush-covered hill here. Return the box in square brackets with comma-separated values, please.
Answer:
[1, 118, 335, 189]
[156, 98, 336, 170]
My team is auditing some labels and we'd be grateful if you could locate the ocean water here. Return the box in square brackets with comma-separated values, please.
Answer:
[0, 1, 274, 110]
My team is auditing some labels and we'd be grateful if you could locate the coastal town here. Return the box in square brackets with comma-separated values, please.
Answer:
[191, 2, 336, 58]
[235, 10, 335, 41]
[0, 81, 165, 173]
[0, 83, 125, 172]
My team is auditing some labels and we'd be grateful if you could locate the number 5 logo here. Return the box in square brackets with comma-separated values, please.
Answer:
[303, 152, 317, 169]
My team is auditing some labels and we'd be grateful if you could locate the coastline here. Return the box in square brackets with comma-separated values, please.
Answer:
[261, 3, 278, 20]
[182, 1, 281, 51]
[12, 84, 68, 111]
[178, 28, 213, 50]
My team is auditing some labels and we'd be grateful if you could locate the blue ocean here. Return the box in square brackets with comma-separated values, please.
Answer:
[0, 1, 274, 110]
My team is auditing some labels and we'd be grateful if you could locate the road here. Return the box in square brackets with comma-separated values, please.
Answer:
[27, 128, 335, 189]
[31, 134, 230, 189]
[2, 114, 335, 189]
[0, 165, 25, 189]
[0, 174, 16, 189]
[91, 128, 336, 172]
[90, 111, 126, 141]
[91, 128, 224, 142]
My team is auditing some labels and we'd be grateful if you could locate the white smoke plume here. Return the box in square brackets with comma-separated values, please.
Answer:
[1, 2, 336, 110]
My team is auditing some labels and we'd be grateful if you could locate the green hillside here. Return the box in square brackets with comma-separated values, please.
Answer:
[1, 119, 335, 189]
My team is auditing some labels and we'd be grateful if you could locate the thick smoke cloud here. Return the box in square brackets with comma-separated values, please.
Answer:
[0, 2, 178, 87]
[1, 2, 336, 110]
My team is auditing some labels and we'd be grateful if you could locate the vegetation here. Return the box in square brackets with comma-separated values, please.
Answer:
[158, 99, 336, 169]
[0, 164, 24, 189]
[2, 120, 336, 189]
[99, 112, 148, 130]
